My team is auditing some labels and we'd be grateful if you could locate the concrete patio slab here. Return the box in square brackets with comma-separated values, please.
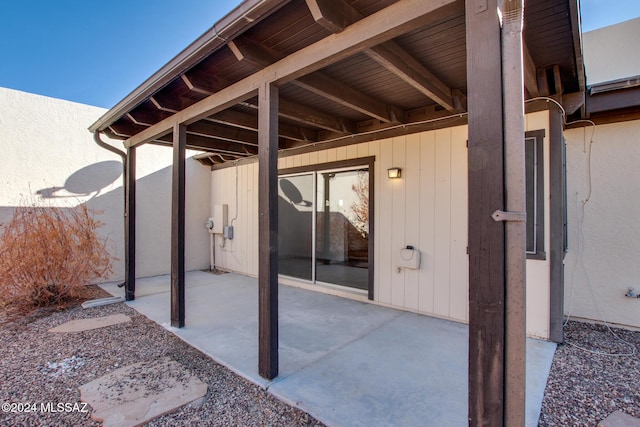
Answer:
[48, 314, 131, 333]
[101, 271, 556, 427]
[78, 357, 207, 427]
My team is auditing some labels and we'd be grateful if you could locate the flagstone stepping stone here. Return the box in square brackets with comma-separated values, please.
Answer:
[598, 411, 640, 427]
[78, 357, 208, 427]
[48, 314, 131, 333]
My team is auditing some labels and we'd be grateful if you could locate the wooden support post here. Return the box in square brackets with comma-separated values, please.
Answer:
[124, 146, 136, 301]
[466, 0, 506, 425]
[548, 105, 565, 343]
[258, 82, 279, 379]
[171, 123, 186, 328]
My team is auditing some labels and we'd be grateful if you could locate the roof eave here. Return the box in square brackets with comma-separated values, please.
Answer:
[89, 0, 291, 133]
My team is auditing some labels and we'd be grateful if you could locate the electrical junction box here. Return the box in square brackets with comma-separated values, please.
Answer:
[210, 204, 228, 234]
[398, 246, 421, 269]
[223, 225, 234, 240]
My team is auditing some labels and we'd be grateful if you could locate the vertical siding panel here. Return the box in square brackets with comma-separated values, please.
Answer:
[404, 133, 421, 310]
[327, 148, 337, 163]
[293, 154, 302, 167]
[309, 151, 319, 165]
[377, 138, 393, 304]
[318, 149, 328, 164]
[278, 156, 285, 169]
[433, 128, 452, 317]
[347, 144, 358, 160]
[449, 126, 469, 321]
[390, 136, 406, 307]
[285, 156, 294, 168]
[419, 131, 436, 313]
[357, 142, 369, 158]
[368, 140, 382, 300]
[336, 146, 347, 161]
[251, 162, 259, 276]
[300, 152, 310, 166]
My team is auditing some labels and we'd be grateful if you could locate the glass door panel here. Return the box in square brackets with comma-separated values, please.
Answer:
[315, 169, 369, 290]
[278, 174, 314, 280]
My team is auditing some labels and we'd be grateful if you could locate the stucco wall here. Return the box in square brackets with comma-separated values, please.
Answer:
[583, 17, 640, 85]
[564, 120, 640, 329]
[0, 87, 211, 281]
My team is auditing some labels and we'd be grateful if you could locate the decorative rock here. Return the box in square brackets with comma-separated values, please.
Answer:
[48, 314, 131, 333]
[598, 411, 640, 427]
[78, 357, 208, 427]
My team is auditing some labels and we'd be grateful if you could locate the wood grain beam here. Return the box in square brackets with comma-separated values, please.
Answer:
[124, 0, 460, 147]
[305, 0, 462, 112]
[230, 37, 402, 123]
[523, 42, 539, 97]
[171, 123, 186, 328]
[240, 98, 355, 134]
[187, 121, 258, 146]
[209, 109, 317, 142]
[258, 82, 279, 380]
[124, 146, 136, 301]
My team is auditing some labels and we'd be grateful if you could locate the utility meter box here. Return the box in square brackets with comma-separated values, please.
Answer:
[211, 204, 228, 234]
[398, 246, 421, 269]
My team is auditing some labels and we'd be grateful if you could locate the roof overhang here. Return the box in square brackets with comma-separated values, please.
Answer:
[91, 0, 586, 165]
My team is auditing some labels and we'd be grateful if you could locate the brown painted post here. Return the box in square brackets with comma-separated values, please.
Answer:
[549, 106, 565, 343]
[258, 81, 279, 379]
[125, 145, 136, 301]
[466, 0, 506, 425]
[171, 123, 186, 328]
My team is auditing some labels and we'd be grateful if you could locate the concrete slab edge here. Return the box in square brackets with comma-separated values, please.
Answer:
[81, 297, 125, 309]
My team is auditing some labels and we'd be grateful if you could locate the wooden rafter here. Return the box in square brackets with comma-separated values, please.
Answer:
[305, 0, 464, 113]
[523, 42, 540, 97]
[123, 0, 461, 148]
[229, 37, 403, 123]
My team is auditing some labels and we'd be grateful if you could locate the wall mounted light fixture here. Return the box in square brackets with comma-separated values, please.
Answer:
[387, 167, 402, 179]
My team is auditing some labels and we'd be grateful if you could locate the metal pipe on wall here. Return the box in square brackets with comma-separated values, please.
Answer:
[501, 0, 527, 425]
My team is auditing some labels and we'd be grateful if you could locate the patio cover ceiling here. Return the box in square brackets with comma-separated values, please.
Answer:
[90, 0, 584, 165]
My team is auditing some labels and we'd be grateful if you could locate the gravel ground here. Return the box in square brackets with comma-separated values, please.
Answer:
[539, 321, 640, 426]
[2, 293, 639, 427]
[0, 289, 323, 427]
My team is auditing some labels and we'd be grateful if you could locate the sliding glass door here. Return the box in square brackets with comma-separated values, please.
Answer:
[278, 166, 370, 291]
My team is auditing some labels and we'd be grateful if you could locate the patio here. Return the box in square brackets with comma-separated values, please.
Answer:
[101, 270, 555, 427]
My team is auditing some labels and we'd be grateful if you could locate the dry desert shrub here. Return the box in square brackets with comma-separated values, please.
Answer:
[0, 203, 114, 310]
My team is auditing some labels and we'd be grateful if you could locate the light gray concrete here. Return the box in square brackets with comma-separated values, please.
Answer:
[102, 271, 556, 427]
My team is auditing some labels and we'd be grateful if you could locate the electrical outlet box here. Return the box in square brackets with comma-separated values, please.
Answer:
[211, 204, 228, 234]
[398, 246, 421, 269]
[223, 225, 234, 239]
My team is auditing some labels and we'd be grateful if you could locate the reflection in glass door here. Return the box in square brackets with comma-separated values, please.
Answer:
[277, 167, 369, 291]
[278, 174, 314, 280]
[315, 169, 369, 290]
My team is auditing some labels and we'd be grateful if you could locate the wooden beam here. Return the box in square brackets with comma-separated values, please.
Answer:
[241, 98, 355, 134]
[210, 109, 317, 142]
[305, 0, 461, 112]
[522, 42, 539, 97]
[171, 123, 186, 328]
[548, 105, 565, 344]
[537, 68, 550, 97]
[188, 121, 258, 146]
[124, 146, 136, 301]
[552, 65, 563, 95]
[466, 0, 505, 425]
[124, 0, 460, 148]
[185, 134, 258, 155]
[258, 82, 279, 380]
[230, 37, 402, 123]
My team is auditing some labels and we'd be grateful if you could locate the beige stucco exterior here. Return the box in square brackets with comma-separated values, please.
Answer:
[0, 87, 212, 280]
[583, 17, 640, 85]
[564, 119, 640, 329]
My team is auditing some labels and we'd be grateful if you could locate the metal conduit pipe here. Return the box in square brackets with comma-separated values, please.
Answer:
[93, 131, 127, 288]
[501, 0, 527, 425]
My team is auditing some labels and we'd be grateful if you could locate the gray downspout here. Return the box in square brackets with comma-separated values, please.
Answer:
[500, 0, 527, 425]
[93, 131, 127, 288]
